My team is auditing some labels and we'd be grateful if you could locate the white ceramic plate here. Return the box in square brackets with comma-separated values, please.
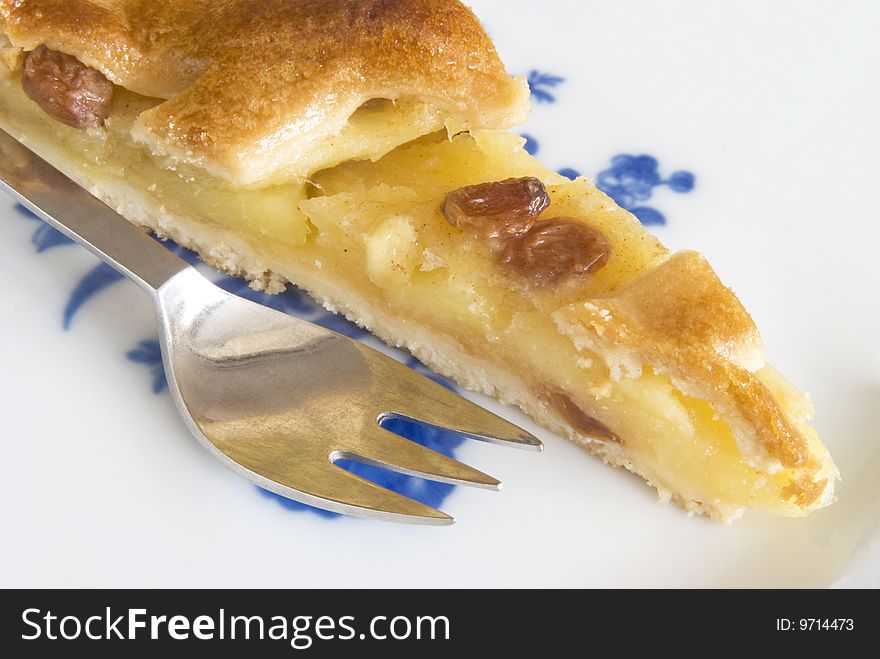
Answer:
[1, 0, 878, 587]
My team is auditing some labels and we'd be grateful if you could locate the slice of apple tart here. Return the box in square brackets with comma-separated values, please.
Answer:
[0, 0, 836, 521]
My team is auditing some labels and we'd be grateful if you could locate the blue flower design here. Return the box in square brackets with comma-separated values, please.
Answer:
[527, 71, 565, 103]
[152, 235, 202, 267]
[55, 229, 201, 331]
[63, 262, 124, 329]
[15, 204, 72, 251]
[214, 275, 317, 316]
[595, 155, 694, 226]
[32, 224, 72, 251]
[516, 141, 695, 227]
[309, 312, 370, 341]
[520, 135, 577, 180]
[213, 275, 370, 340]
[404, 354, 455, 391]
[126, 340, 167, 394]
[521, 133, 539, 156]
[259, 414, 464, 518]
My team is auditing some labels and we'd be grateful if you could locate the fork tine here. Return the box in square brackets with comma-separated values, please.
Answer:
[377, 367, 543, 451]
[258, 460, 455, 525]
[334, 425, 502, 490]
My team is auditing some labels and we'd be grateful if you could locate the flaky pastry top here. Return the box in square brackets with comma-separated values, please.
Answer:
[553, 251, 819, 481]
[1, 0, 529, 185]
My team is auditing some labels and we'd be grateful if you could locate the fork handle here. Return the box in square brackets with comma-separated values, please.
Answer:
[0, 130, 191, 293]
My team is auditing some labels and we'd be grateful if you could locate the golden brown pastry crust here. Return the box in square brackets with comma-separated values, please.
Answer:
[553, 251, 812, 474]
[0, 0, 529, 184]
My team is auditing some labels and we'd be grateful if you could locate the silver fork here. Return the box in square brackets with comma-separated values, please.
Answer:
[0, 130, 542, 525]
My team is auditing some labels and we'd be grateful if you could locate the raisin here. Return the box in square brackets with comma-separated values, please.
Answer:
[440, 177, 550, 238]
[357, 97, 393, 111]
[500, 217, 611, 286]
[544, 389, 620, 443]
[21, 45, 114, 130]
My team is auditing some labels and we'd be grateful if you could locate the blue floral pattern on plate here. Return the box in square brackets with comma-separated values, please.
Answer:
[125, 340, 167, 394]
[527, 71, 565, 103]
[17, 70, 693, 520]
[521, 127, 695, 226]
[595, 155, 694, 226]
[17, 203, 73, 252]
